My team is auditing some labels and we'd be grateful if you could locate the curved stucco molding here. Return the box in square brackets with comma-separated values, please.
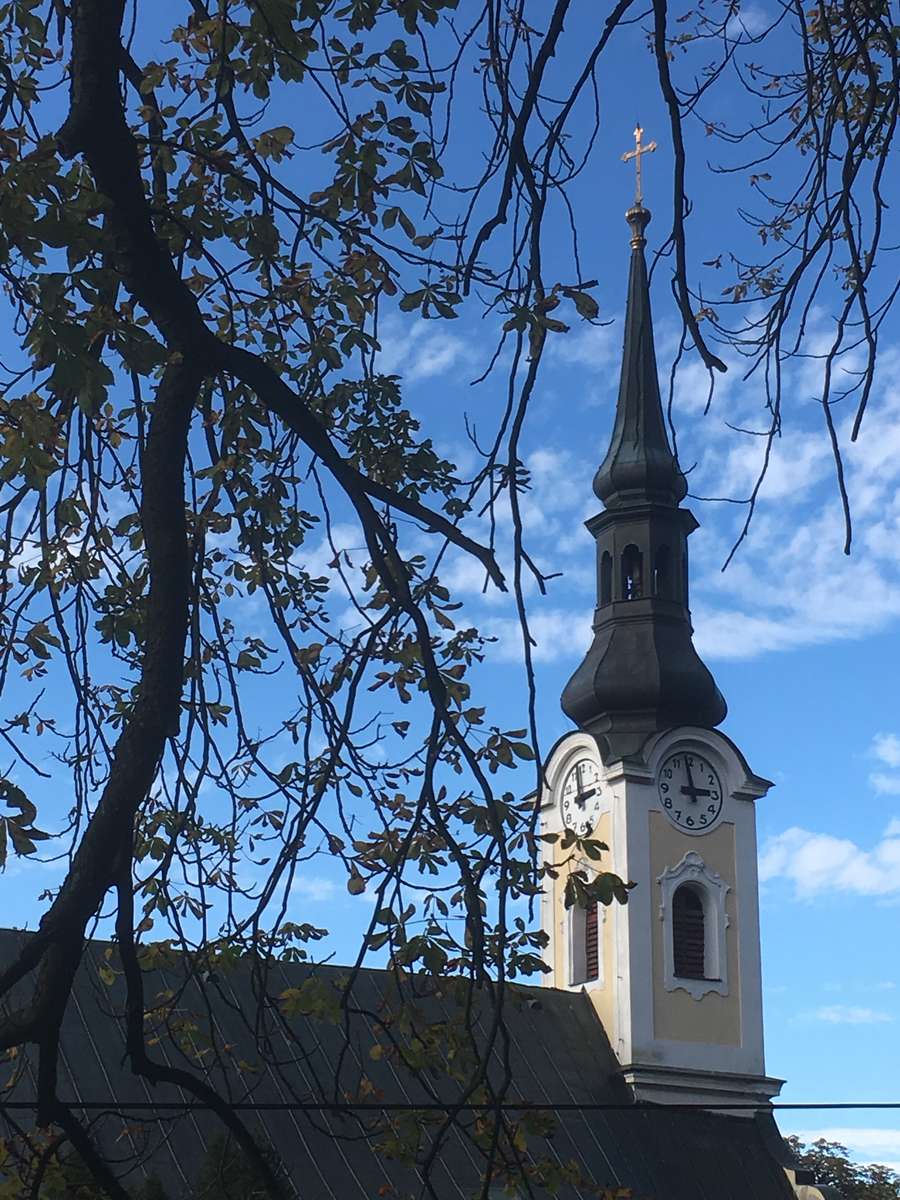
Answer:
[657, 850, 730, 1000]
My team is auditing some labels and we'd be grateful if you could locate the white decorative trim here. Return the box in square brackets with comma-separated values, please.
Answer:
[643, 726, 773, 803]
[657, 851, 729, 1000]
[619, 1062, 783, 1115]
[537, 730, 609, 991]
[538, 730, 606, 809]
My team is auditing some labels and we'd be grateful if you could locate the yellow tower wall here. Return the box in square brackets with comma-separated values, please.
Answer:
[649, 811, 741, 1046]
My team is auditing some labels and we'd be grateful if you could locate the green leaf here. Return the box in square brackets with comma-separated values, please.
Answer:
[570, 290, 600, 320]
[398, 288, 425, 312]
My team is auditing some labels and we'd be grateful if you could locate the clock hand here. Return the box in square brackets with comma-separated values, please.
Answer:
[684, 756, 697, 790]
[680, 786, 711, 800]
[682, 757, 706, 801]
[575, 786, 597, 807]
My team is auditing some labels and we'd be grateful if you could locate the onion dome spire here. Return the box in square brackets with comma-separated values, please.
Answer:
[560, 160, 725, 762]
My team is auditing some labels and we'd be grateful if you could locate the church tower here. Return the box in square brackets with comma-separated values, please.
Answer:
[539, 171, 782, 1111]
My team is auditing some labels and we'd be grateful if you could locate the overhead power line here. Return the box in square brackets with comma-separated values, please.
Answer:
[2, 1100, 899, 1113]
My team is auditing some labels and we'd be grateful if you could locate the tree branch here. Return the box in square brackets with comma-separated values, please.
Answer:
[55, 0, 504, 591]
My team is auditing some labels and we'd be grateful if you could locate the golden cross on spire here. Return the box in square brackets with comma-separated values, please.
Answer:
[621, 123, 657, 207]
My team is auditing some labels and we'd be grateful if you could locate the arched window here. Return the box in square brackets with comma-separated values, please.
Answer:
[600, 552, 612, 606]
[652, 545, 671, 599]
[621, 544, 643, 600]
[672, 885, 705, 979]
[658, 850, 728, 998]
[570, 900, 600, 985]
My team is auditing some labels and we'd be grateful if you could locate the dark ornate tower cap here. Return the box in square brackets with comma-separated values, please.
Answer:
[593, 203, 688, 510]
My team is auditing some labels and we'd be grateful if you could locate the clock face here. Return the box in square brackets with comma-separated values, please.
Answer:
[657, 751, 724, 834]
[561, 757, 604, 837]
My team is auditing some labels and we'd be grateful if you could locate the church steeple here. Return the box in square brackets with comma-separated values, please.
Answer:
[593, 205, 687, 511]
[545, 157, 778, 1110]
[560, 198, 726, 761]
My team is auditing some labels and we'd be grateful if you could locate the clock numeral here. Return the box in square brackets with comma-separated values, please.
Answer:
[675, 810, 682, 821]
[685, 815, 695, 827]
[685, 756, 694, 767]
[663, 797, 672, 809]
[707, 803, 717, 814]
[660, 782, 669, 794]
[707, 774, 715, 785]
[710, 791, 719, 802]
[663, 768, 672, 779]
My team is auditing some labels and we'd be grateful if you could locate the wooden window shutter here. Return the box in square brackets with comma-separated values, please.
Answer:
[584, 901, 599, 981]
[672, 886, 705, 979]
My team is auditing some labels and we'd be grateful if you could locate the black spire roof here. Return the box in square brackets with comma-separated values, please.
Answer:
[561, 203, 725, 760]
[593, 206, 687, 510]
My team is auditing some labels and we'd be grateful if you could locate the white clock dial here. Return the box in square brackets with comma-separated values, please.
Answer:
[561, 757, 604, 837]
[657, 751, 724, 834]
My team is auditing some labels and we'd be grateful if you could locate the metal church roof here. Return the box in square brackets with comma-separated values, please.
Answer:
[0, 928, 797, 1199]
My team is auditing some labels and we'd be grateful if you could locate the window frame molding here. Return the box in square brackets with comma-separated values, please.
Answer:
[657, 851, 729, 1000]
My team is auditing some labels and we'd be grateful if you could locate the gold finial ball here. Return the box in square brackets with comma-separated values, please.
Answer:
[626, 203, 651, 248]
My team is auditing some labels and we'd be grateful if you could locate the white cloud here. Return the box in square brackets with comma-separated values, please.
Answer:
[707, 432, 830, 505]
[873, 734, 900, 769]
[437, 552, 509, 604]
[869, 734, 900, 796]
[406, 335, 471, 382]
[819, 979, 897, 995]
[871, 773, 900, 797]
[691, 497, 900, 660]
[759, 822, 900, 898]
[671, 356, 723, 417]
[297, 522, 365, 581]
[809, 1005, 894, 1025]
[674, 340, 900, 662]
[508, 448, 595, 548]
[693, 608, 809, 660]
[726, 2, 773, 36]
[483, 608, 591, 665]
[291, 876, 338, 902]
[549, 322, 616, 370]
[375, 317, 476, 383]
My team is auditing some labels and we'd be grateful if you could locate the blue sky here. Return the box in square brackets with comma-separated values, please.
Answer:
[4, 0, 900, 1174]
